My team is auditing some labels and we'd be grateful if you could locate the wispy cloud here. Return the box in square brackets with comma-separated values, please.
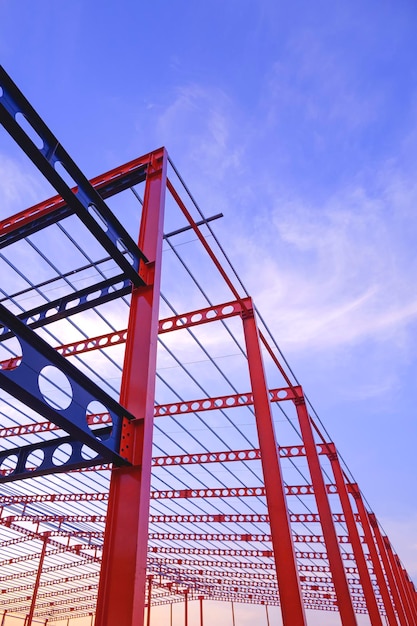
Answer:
[0, 153, 46, 217]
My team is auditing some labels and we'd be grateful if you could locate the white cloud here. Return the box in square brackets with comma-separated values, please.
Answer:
[226, 172, 417, 361]
[0, 152, 47, 218]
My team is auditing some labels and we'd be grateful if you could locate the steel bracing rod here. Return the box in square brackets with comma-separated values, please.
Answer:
[0, 275, 131, 342]
[0, 572, 99, 598]
[96, 147, 168, 626]
[241, 304, 305, 624]
[36, 605, 96, 619]
[0, 389, 309, 439]
[350, 485, 406, 626]
[0, 428, 113, 484]
[148, 556, 364, 577]
[0, 583, 98, 611]
[2, 513, 107, 524]
[369, 513, 410, 626]
[0, 153, 151, 243]
[0, 558, 98, 584]
[149, 545, 350, 560]
[0, 482, 338, 506]
[0, 294, 247, 368]
[26, 535, 48, 626]
[0, 543, 99, 569]
[148, 532, 366, 545]
[294, 396, 357, 625]
[5, 510, 351, 525]
[150, 483, 337, 499]
[151, 444, 325, 467]
[0, 296, 245, 355]
[148, 512, 356, 524]
[0, 514, 100, 558]
[327, 445, 383, 625]
[0, 304, 133, 473]
[0, 66, 147, 285]
[384, 535, 415, 626]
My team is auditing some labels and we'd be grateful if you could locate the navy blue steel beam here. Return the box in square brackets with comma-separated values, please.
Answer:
[0, 274, 131, 341]
[0, 427, 112, 482]
[0, 66, 147, 286]
[0, 166, 147, 249]
[0, 303, 133, 468]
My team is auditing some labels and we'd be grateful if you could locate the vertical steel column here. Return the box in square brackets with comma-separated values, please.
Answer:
[369, 514, 408, 626]
[351, 486, 398, 626]
[388, 550, 414, 625]
[405, 576, 417, 617]
[328, 446, 383, 625]
[231, 601, 236, 626]
[146, 576, 153, 626]
[95, 148, 168, 626]
[400, 566, 417, 623]
[170, 603, 173, 626]
[27, 534, 48, 626]
[265, 605, 270, 626]
[241, 304, 306, 626]
[0, 610, 6, 626]
[184, 590, 189, 626]
[294, 397, 357, 626]
[406, 577, 417, 618]
[199, 596, 204, 626]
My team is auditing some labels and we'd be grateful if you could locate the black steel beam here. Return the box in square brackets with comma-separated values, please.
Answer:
[0, 66, 147, 285]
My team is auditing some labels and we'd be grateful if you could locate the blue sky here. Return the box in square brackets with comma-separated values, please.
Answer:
[1, 1, 417, 624]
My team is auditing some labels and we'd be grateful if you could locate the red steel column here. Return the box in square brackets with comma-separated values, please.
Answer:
[27, 534, 48, 626]
[199, 596, 204, 626]
[146, 576, 153, 626]
[369, 514, 408, 626]
[399, 566, 417, 623]
[1, 610, 7, 626]
[351, 486, 398, 626]
[294, 397, 357, 626]
[184, 590, 189, 626]
[241, 304, 306, 626]
[388, 549, 414, 626]
[95, 148, 168, 626]
[328, 447, 383, 625]
[405, 576, 417, 618]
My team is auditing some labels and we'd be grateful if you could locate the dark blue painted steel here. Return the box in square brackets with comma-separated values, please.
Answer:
[0, 303, 134, 471]
[0, 427, 112, 483]
[0, 66, 147, 285]
[0, 275, 131, 341]
[0, 166, 147, 249]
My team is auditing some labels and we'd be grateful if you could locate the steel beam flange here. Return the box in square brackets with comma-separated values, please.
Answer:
[0, 427, 112, 483]
[0, 303, 134, 470]
[0, 65, 147, 286]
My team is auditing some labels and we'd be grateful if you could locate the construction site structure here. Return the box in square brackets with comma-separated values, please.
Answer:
[0, 65, 416, 626]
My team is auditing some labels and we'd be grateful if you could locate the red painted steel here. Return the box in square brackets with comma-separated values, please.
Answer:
[328, 446, 383, 625]
[199, 596, 203, 626]
[26, 535, 48, 626]
[351, 485, 398, 626]
[294, 396, 357, 626]
[0, 145, 414, 625]
[389, 546, 415, 625]
[369, 513, 409, 626]
[95, 147, 167, 626]
[241, 303, 306, 626]
[0, 152, 152, 237]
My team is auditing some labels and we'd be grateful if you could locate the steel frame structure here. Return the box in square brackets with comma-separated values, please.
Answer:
[0, 65, 416, 625]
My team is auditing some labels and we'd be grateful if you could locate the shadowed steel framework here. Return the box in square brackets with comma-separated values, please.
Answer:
[0, 66, 416, 626]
